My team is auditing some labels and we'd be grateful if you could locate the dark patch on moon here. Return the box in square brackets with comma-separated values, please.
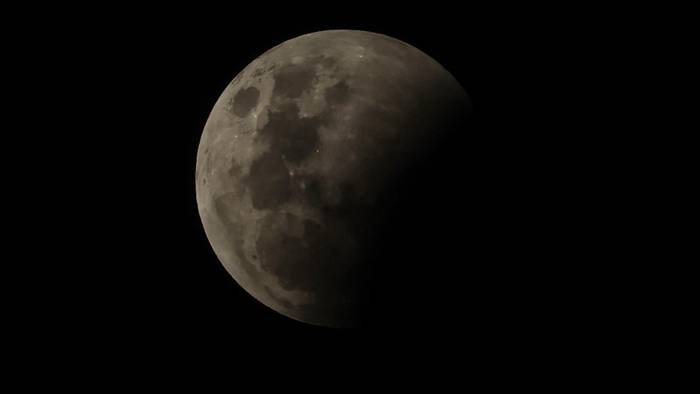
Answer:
[291, 175, 323, 207]
[304, 54, 338, 70]
[242, 151, 291, 210]
[258, 102, 320, 164]
[232, 86, 260, 117]
[256, 213, 356, 296]
[243, 101, 322, 210]
[227, 159, 242, 178]
[324, 80, 350, 107]
[290, 175, 370, 215]
[272, 63, 316, 98]
[319, 55, 337, 69]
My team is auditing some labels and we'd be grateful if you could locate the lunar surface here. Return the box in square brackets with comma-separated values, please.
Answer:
[196, 30, 470, 327]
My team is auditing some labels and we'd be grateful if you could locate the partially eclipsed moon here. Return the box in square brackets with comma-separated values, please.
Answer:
[196, 30, 470, 327]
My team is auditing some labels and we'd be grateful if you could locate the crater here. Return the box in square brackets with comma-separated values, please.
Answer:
[232, 86, 260, 117]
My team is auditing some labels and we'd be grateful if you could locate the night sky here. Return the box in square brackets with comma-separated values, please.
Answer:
[14, 4, 625, 362]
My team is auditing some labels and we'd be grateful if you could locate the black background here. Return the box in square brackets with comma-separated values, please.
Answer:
[11, 4, 644, 370]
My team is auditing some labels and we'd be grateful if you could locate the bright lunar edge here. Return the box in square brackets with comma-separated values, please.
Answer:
[196, 30, 471, 327]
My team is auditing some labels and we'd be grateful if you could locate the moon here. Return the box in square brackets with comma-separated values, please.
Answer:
[196, 30, 470, 327]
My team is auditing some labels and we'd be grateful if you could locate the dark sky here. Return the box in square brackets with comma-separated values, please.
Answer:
[10, 4, 631, 366]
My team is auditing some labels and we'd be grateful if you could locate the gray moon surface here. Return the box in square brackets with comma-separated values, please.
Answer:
[196, 30, 470, 327]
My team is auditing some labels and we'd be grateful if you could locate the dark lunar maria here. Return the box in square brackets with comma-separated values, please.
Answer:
[196, 30, 470, 327]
